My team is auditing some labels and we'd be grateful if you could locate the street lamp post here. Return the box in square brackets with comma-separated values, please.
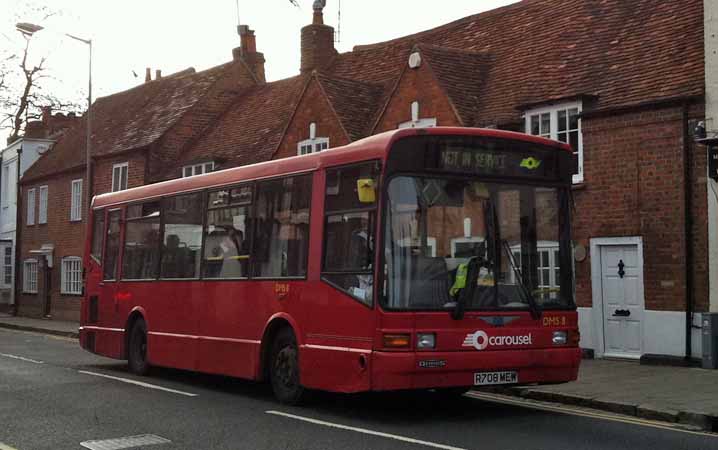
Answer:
[16, 23, 93, 212]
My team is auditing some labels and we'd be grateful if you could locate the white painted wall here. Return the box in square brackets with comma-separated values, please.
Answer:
[707, 0, 718, 312]
[0, 137, 54, 305]
[578, 308, 702, 359]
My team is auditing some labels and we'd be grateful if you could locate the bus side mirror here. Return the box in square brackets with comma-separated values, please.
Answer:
[357, 179, 376, 203]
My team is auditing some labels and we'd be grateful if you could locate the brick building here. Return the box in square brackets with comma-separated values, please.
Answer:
[16, 0, 713, 360]
[16, 29, 264, 320]
[0, 108, 80, 314]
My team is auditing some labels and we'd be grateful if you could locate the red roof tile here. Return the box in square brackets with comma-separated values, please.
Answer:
[315, 73, 387, 141]
[22, 63, 244, 182]
[327, 0, 704, 124]
[167, 75, 308, 179]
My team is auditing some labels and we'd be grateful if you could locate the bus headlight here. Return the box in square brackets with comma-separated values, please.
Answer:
[552, 331, 568, 345]
[417, 333, 436, 349]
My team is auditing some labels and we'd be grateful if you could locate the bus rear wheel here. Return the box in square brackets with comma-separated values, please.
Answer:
[270, 328, 306, 405]
[128, 319, 150, 376]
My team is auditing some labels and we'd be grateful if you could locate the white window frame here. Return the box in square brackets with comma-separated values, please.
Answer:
[297, 122, 329, 156]
[508, 241, 560, 288]
[112, 162, 129, 192]
[182, 161, 215, 178]
[38, 185, 48, 224]
[2, 164, 10, 209]
[524, 101, 583, 184]
[450, 237, 485, 258]
[26, 188, 35, 226]
[71, 179, 83, 222]
[1, 245, 12, 288]
[397, 236, 437, 257]
[23, 258, 38, 294]
[61, 256, 83, 295]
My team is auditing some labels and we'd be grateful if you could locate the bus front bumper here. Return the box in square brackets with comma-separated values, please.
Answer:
[371, 347, 580, 391]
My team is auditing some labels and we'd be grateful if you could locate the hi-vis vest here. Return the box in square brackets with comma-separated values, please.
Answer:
[449, 258, 495, 297]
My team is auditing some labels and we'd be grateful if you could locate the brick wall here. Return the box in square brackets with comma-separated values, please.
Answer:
[274, 78, 351, 160]
[573, 104, 708, 312]
[93, 152, 148, 196]
[17, 169, 86, 321]
[374, 61, 461, 132]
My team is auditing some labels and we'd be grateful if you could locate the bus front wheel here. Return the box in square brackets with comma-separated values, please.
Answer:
[270, 328, 306, 405]
[128, 319, 150, 376]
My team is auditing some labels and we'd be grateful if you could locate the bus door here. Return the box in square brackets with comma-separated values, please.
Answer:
[99, 209, 124, 328]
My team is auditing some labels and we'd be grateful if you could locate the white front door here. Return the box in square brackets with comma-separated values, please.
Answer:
[600, 245, 644, 358]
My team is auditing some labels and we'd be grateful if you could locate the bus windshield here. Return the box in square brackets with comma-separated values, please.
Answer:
[382, 176, 573, 311]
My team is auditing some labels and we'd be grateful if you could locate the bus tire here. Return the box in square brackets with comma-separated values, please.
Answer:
[270, 328, 306, 405]
[128, 319, 150, 376]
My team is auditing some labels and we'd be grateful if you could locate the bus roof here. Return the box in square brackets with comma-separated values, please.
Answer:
[92, 127, 571, 209]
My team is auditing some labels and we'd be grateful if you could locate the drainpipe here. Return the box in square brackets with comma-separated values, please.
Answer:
[12, 146, 22, 316]
[683, 103, 695, 362]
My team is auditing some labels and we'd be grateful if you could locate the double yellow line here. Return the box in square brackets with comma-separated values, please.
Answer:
[467, 391, 717, 438]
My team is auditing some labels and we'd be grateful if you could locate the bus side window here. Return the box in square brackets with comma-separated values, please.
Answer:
[103, 210, 122, 281]
[91, 209, 105, 263]
[122, 202, 161, 280]
[252, 175, 311, 278]
[203, 185, 253, 279]
[161, 193, 203, 279]
[321, 162, 379, 306]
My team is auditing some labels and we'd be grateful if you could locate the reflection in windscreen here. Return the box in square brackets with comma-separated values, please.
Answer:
[383, 176, 569, 311]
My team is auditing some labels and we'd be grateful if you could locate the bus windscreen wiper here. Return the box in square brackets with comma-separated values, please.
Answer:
[502, 240, 542, 320]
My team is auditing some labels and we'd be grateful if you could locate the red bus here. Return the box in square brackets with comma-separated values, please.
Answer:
[80, 127, 580, 403]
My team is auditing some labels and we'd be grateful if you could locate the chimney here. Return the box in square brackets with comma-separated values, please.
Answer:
[155, 69, 162, 80]
[232, 25, 266, 83]
[145, 67, 151, 83]
[41, 106, 52, 125]
[301, 0, 337, 74]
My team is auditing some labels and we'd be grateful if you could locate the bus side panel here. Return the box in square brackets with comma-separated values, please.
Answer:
[196, 280, 261, 380]
[124, 280, 200, 372]
[298, 282, 374, 393]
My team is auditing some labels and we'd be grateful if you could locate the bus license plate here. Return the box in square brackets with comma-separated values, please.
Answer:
[474, 371, 518, 386]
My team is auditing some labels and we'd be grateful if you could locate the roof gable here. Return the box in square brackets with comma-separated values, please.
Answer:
[315, 73, 386, 141]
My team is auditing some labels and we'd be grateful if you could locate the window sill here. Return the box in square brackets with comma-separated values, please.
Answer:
[69, 219, 83, 223]
[571, 183, 586, 191]
[22, 291, 38, 295]
[60, 292, 83, 297]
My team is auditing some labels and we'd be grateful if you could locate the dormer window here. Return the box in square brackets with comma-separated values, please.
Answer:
[398, 101, 437, 129]
[182, 162, 215, 178]
[297, 122, 329, 155]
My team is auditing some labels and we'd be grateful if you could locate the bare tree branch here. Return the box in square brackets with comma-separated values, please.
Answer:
[1, 3, 80, 143]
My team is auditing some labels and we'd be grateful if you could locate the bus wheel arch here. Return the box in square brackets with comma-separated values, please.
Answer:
[259, 315, 301, 382]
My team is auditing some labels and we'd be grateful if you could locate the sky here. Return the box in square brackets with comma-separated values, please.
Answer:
[1, 0, 518, 143]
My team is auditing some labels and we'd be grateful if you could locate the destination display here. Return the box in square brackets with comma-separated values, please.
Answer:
[437, 144, 561, 180]
[709, 146, 718, 181]
[387, 135, 574, 183]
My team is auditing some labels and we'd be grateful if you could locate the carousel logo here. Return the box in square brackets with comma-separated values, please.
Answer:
[462, 330, 533, 351]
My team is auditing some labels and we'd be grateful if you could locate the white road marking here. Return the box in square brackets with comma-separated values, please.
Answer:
[0, 442, 20, 450]
[266, 410, 467, 450]
[466, 391, 718, 438]
[0, 352, 44, 364]
[80, 434, 171, 450]
[78, 371, 198, 397]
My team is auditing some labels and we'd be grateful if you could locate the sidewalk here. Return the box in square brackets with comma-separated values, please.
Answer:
[0, 315, 716, 431]
[490, 359, 718, 431]
[0, 313, 79, 338]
